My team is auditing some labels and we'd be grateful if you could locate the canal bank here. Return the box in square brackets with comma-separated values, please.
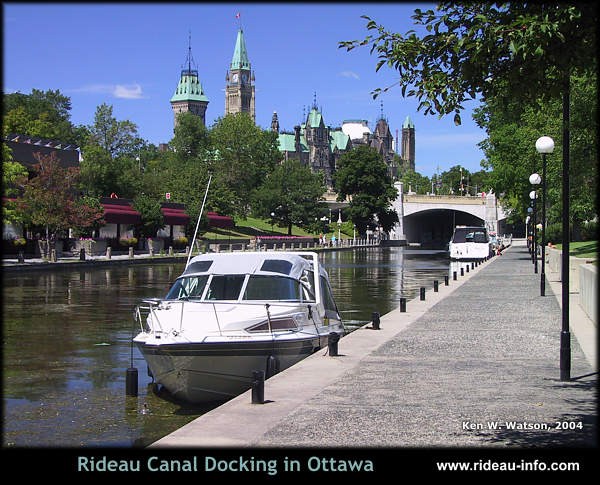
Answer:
[151, 239, 597, 448]
[1, 242, 379, 273]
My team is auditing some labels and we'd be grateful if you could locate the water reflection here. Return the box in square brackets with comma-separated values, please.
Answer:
[2, 247, 451, 447]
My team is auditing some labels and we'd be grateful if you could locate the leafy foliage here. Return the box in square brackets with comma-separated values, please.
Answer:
[339, 4, 597, 124]
[334, 145, 398, 235]
[251, 159, 327, 235]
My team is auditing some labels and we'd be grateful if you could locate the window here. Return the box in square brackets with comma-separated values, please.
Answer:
[260, 259, 293, 275]
[243, 275, 303, 301]
[182, 260, 213, 275]
[205, 275, 245, 300]
[320, 276, 338, 313]
[166, 275, 209, 300]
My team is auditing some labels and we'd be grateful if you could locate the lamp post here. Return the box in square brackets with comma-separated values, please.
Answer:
[529, 189, 538, 273]
[535, 136, 554, 297]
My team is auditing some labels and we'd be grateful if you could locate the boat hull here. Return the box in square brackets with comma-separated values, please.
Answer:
[136, 334, 327, 403]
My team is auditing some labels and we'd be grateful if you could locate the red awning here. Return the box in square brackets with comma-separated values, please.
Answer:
[101, 204, 142, 224]
[161, 207, 190, 226]
[207, 211, 234, 228]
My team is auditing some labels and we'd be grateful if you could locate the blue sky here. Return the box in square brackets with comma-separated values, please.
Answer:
[3, 2, 488, 178]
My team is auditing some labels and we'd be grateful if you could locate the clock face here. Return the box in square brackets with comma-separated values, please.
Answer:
[232, 73, 238, 83]
[242, 73, 248, 83]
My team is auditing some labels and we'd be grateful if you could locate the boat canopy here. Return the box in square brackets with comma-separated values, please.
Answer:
[183, 252, 319, 281]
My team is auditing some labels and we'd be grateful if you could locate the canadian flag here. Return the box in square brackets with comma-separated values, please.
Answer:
[235, 12, 240, 19]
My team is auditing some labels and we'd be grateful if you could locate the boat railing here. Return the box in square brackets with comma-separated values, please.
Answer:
[135, 298, 319, 336]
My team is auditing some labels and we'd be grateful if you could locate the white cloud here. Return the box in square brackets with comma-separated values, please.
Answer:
[67, 83, 146, 99]
[339, 71, 360, 80]
[113, 83, 144, 99]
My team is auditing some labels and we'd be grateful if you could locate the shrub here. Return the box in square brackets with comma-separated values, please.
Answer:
[173, 236, 188, 248]
[12, 237, 26, 247]
[119, 237, 138, 247]
[581, 220, 598, 242]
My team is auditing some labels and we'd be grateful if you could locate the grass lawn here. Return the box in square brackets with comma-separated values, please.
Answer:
[553, 240, 598, 258]
[199, 217, 322, 240]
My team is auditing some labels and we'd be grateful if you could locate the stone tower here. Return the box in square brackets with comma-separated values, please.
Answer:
[225, 29, 255, 122]
[170, 34, 209, 130]
[401, 115, 415, 171]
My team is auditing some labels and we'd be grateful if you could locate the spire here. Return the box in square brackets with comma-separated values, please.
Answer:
[403, 115, 415, 129]
[181, 31, 198, 77]
[231, 29, 251, 71]
[171, 33, 208, 104]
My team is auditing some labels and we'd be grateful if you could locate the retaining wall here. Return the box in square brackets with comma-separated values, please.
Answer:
[579, 264, 597, 325]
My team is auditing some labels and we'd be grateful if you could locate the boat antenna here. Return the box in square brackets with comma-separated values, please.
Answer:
[186, 173, 212, 268]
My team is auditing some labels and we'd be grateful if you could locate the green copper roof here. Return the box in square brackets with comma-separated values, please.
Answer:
[231, 29, 251, 71]
[170, 74, 209, 103]
[403, 115, 415, 129]
[278, 133, 296, 152]
[330, 130, 350, 151]
[307, 108, 323, 128]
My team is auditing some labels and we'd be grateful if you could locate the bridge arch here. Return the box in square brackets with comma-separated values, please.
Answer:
[404, 208, 484, 247]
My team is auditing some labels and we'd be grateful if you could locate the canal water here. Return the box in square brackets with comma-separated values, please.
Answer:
[2, 247, 453, 447]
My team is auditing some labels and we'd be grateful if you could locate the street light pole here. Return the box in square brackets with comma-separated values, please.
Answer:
[535, 136, 555, 297]
[560, 78, 571, 381]
[529, 189, 538, 274]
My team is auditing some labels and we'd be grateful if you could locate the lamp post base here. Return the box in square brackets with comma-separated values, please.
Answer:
[560, 330, 571, 381]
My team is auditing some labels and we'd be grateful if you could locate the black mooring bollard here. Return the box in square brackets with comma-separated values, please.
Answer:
[420, 287, 425, 300]
[80, 248, 86, 261]
[251, 370, 265, 404]
[466, 265, 469, 273]
[460, 267, 464, 276]
[453, 271, 457, 281]
[266, 355, 280, 378]
[126, 367, 138, 397]
[371, 312, 380, 330]
[400, 297, 406, 312]
[434, 280, 439, 292]
[444, 275, 449, 286]
[328, 331, 340, 355]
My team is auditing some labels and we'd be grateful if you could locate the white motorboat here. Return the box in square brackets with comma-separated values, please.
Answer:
[133, 251, 345, 403]
[448, 226, 493, 260]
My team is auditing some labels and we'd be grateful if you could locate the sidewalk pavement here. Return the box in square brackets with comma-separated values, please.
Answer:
[152, 239, 597, 448]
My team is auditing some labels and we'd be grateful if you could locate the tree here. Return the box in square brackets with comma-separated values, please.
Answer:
[87, 103, 144, 158]
[208, 113, 280, 217]
[79, 103, 146, 198]
[3, 89, 87, 145]
[251, 159, 327, 235]
[397, 166, 430, 195]
[132, 194, 164, 240]
[170, 111, 210, 159]
[2, 161, 28, 228]
[17, 153, 80, 255]
[69, 196, 105, 238]
[339, 4, 596, 123]
[334, 145, 398, 235]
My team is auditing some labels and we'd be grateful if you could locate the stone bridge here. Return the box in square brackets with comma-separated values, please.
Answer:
[389, 182, 508, 246]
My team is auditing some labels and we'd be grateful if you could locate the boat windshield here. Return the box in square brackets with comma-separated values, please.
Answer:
[243, 275, 310, 301]
[452, 228, 488, 243]
[166, 275, 209, 300]
[205, 275, 246, 300]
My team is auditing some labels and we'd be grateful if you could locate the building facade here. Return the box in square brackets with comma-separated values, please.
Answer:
[275, 104, 351, 188]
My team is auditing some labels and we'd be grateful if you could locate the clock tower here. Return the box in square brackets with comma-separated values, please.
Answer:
[225, 29, 255, 122]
